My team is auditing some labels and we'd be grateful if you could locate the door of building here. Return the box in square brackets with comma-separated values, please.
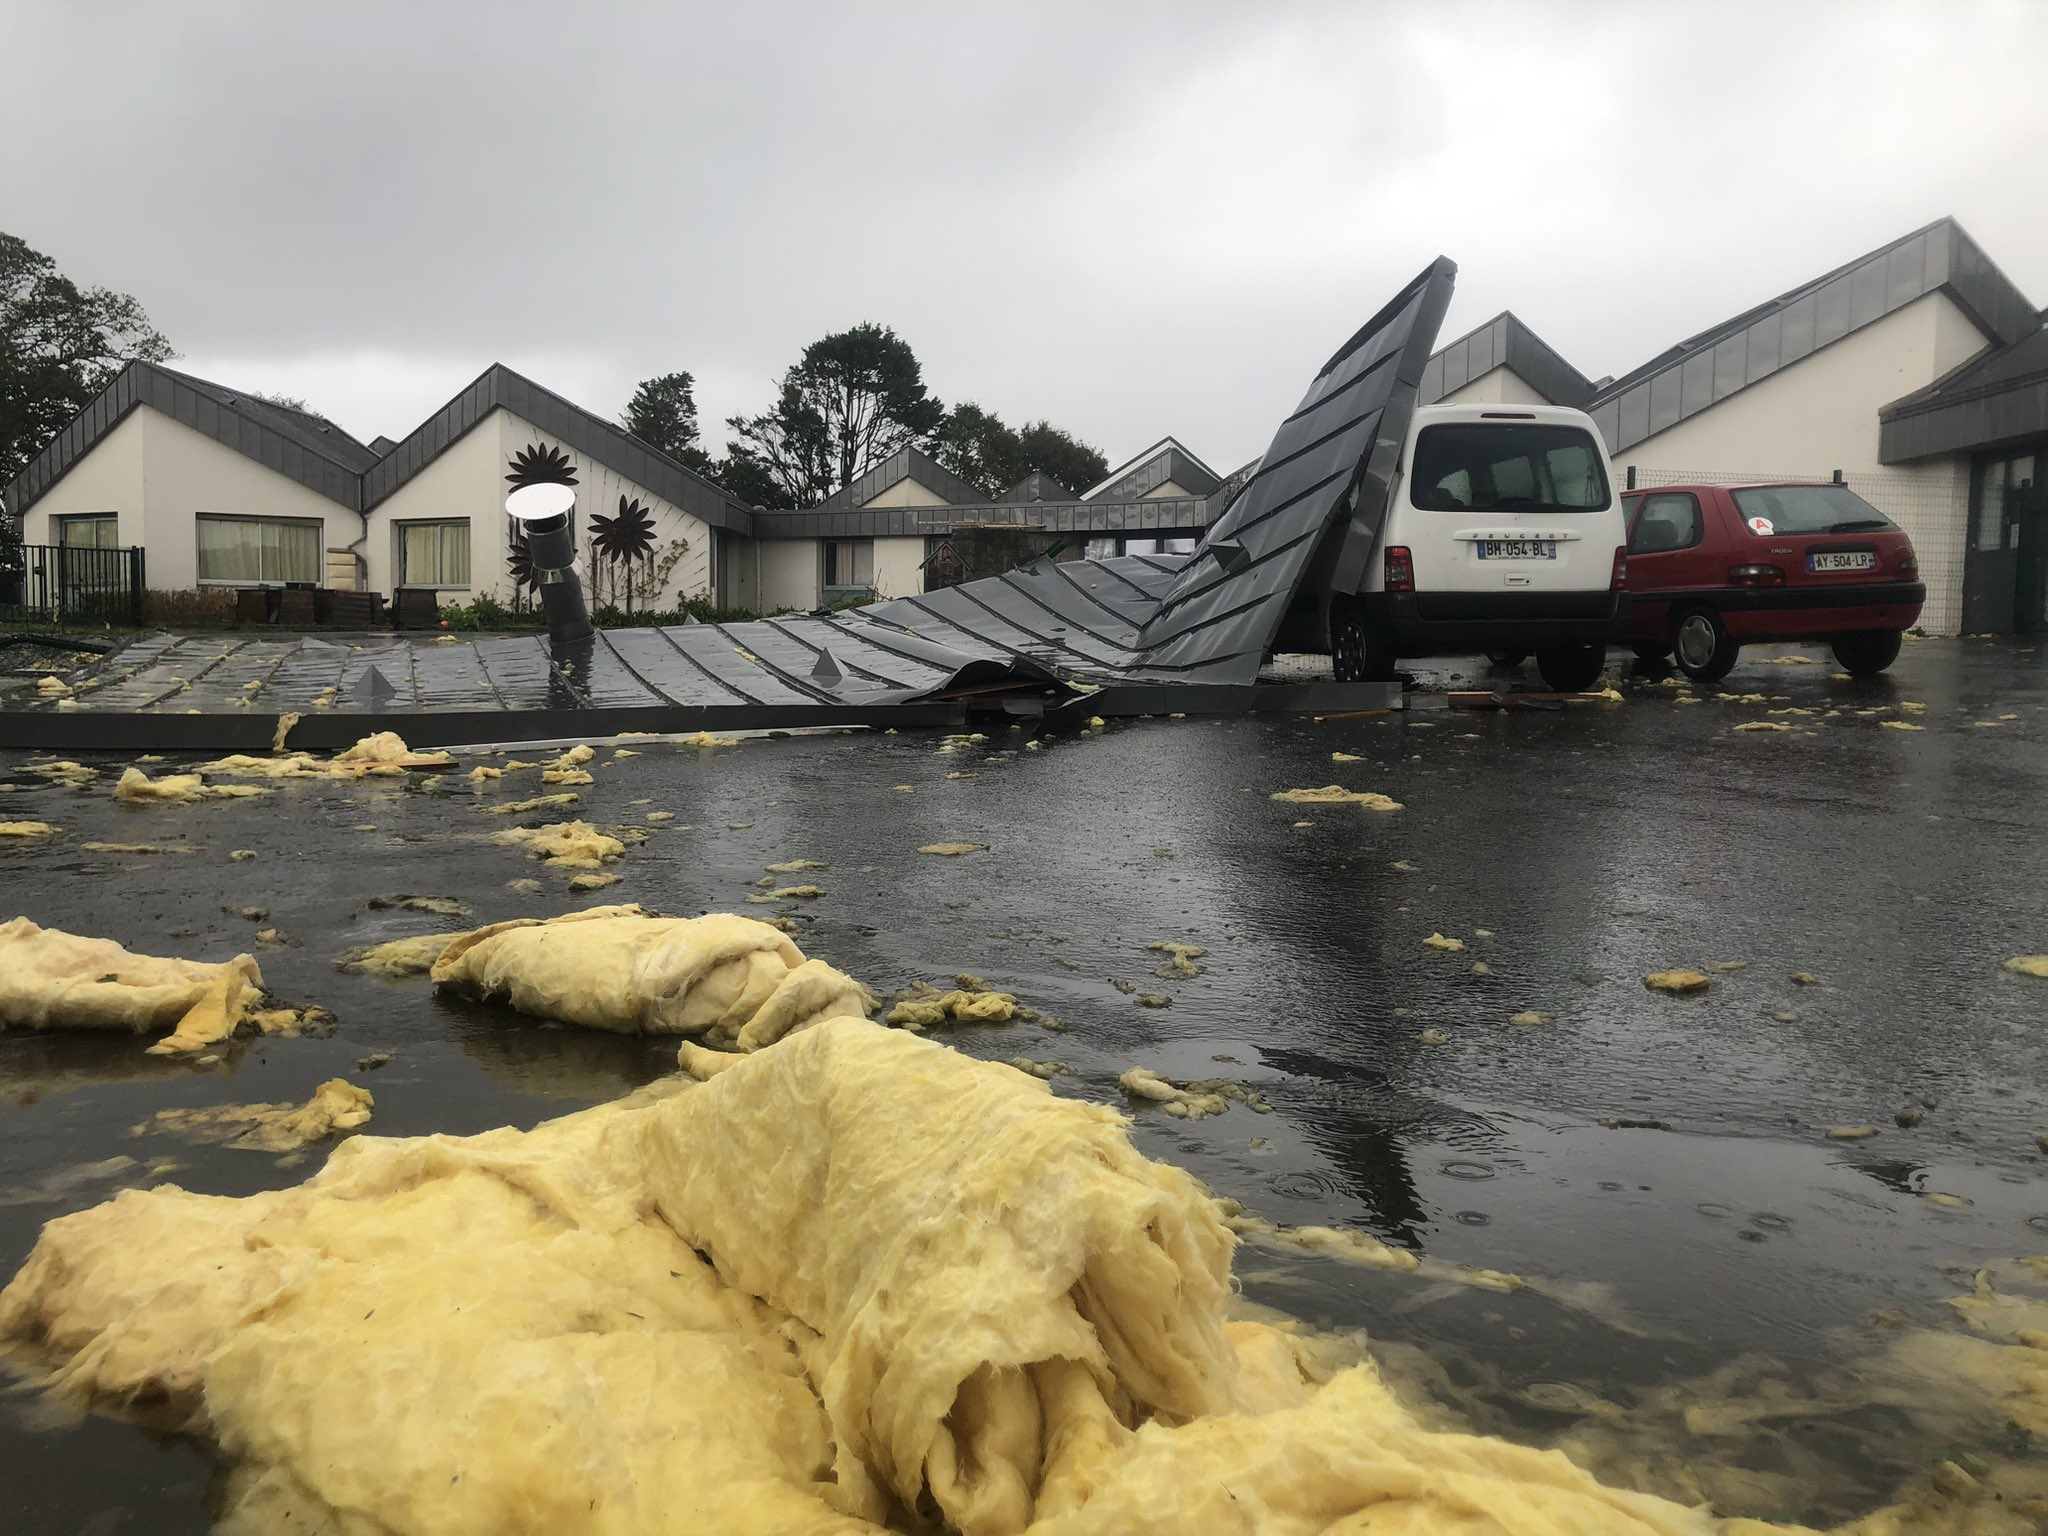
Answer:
[2013, 482, 2048, 635]
[1962, 451, 2038, 633]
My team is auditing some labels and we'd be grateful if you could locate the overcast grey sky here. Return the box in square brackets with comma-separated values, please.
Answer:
[6, 1, 2043, 473]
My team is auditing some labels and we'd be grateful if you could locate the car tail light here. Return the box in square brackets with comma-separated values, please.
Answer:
[1728, 564, 1786, 588]
[1611, 546, 1628, 591]
[1900, 554, 1919, 576]
[1385, 545, 1414, 593]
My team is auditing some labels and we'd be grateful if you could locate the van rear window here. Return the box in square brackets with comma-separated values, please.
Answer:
[1410, 424, 1610, 512]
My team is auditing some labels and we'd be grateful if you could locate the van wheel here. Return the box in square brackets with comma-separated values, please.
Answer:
[1672, 607, 1739, 683]
[1485, 651, 1527, 668]
[1330, 604, 1391, 683]
[1831, 630, 1902, 676]
[1537, 643, 1607, 693]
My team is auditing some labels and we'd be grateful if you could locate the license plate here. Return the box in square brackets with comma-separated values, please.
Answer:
[1478, 540, 1556, 560]
[1809, 551, 1876, 572]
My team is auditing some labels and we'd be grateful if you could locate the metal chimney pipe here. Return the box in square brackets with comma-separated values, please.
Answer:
[504, 482, 593, 644]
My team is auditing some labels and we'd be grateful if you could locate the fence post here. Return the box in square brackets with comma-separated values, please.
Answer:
[1625, 465, 1637, 490]
[1831, 469, 1845, 486]
[129, 546, 145, 626]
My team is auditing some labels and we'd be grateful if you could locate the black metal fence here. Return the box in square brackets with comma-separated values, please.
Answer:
[0, 543, 146, 626]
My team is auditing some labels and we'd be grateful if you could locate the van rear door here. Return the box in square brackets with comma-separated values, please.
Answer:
[1403, 416, 1617, 593]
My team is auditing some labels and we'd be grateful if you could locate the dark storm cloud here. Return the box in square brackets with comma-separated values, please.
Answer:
[5, 1, 2043, 466]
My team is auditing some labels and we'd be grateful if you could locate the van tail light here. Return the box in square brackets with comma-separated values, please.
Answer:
[1385, 545, 1414, 593]
[1728, 564, 1786, 588]
[1900, 554, 1919, 577]
[1611, 546, 1628, 591]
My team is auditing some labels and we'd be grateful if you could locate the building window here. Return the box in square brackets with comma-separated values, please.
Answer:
[55, 514, 119, 550]
[823, 538, 874, 600]
[396, 520, 471, 588]
[195, 514, 322, 585]
[1976, 453, 2035, 553]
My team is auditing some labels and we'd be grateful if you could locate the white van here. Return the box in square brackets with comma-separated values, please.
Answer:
[1329, 402, 1630, 691]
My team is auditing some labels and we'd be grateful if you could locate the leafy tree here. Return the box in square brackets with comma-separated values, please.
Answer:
[251, 389, 310, 413]
[935, 402, 1109, 500]
[0, 231, 173, 485]
[1015, 420, 1107, 498]
[724, 323, 945, 509]
[620, 370, 713, 475]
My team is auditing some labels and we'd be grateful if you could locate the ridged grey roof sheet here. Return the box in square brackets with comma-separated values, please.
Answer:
[1879, 322, 2048, 461]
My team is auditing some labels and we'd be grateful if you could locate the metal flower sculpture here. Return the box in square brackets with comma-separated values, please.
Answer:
[591, 495, 657, 565]
[505, 442, 578, 489]
[506, 533, 536, 589]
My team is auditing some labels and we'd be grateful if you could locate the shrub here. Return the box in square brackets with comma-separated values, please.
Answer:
[141, 588, 238, 627]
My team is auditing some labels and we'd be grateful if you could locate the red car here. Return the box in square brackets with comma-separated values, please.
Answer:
[1619, 482, 1923, 681]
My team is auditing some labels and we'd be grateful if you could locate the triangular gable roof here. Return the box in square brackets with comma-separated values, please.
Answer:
[5, 360, 379, 514]
[1419, 311, 1594, 408]
[1079, 437, 1222, 501]
[814, 446, 985, 511]
[361, 364, 754, 534]
[1589, 217, 2035, 457]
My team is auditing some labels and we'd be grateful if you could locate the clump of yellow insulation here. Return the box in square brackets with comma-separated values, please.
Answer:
[9, 1014, 2048, 1532]
[0, 916, 301, 1055]
[0, 1018, 1802, 1536]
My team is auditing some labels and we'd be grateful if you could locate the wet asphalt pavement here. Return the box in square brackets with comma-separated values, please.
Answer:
[4, 635, 2048, 1532]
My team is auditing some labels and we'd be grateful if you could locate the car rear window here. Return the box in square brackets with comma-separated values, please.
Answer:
[1410, 424, 1610, 512]
[1730, 485, 1894, 536]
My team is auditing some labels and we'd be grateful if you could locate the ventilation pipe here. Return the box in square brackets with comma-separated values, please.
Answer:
[504, 482, 593, 644]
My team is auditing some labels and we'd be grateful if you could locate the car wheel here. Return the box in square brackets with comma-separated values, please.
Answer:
[1485, 651, 1528, 668]
[1671, 607, 1739, 683]
[1831, 629, 1903, 676]
[1536, 643, 1607, 693]
[1330, 605, 1391, 683]
[1631, 641, 1671, 663]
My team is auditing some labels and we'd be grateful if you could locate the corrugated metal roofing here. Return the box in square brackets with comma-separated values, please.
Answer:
[1879, 322, 2048, 461]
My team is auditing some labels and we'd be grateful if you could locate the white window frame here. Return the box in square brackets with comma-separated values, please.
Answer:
[393, 518, 473, 591]
[821, 537, 875, 598]
[194, 513, 325, 587]
[53, 513, 119, 550]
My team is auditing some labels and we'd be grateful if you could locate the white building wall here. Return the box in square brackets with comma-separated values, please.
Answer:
[872, 536, 926, 600]
[19, 409, 147, 549]
[363, 410, 504, 596]
[1440, 366, 1551, 406]
[23, 408, 362, 590]
[1617, 292, 1990, 634]
[864, 477, 953, 509]
[758, 538, 819, 612]
[367, 409, 715, 608]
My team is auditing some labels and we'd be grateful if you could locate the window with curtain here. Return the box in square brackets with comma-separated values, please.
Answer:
[823, 539, 874, 589]
[195, 515, 322, 584]
[56, 515, 118, 549]
[397, 520, 471, 587]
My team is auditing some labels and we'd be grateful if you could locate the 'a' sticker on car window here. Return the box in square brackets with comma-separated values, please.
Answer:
[1747, 516, 1774, 535]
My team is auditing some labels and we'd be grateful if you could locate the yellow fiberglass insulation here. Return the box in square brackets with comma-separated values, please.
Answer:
[0, 1018, 1869, 1536]
[0, 916, 265, 1054]
[429, 907, 873, 1049]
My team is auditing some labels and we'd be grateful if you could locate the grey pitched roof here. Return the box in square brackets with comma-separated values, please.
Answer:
[5, 360, 379, 514]
[368, 434, 399, 455]
[1418, 311, 1594, 408]
[1879, 317, 2048, 461]
[1003, 470, 1075, 502]
[361, 364, 755, 534]
[1589, 217, 2035, 457]
[750, 495, 1216, 540]
[1080, 437, 1223, 501]
[814, 447, 985, 511]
